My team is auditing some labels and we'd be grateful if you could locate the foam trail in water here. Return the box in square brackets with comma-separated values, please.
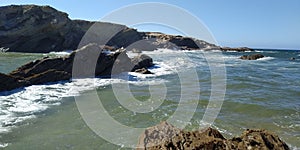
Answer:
[257, 56, 275, 61]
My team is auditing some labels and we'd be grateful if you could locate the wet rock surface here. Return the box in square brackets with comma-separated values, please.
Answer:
[240, 53, 265, 60]
[0, 43, 153, 92]
[137, 122, 289, 150]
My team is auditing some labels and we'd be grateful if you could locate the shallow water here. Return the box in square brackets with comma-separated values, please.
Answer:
[0, 49, 299, 149]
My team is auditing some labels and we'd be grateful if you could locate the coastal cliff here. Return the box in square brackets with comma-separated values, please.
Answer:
[0, 4, 251, 53]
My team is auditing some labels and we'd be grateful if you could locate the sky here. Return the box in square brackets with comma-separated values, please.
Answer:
[1, 0, 300, 50]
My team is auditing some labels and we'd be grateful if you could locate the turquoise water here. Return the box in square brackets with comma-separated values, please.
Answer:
[0, 49, 299, 149]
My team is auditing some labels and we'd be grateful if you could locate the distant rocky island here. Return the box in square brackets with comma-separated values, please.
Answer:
[0, 5, 288, 150]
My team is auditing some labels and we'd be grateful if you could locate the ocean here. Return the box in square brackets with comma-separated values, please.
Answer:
[0, 49, 299, 149]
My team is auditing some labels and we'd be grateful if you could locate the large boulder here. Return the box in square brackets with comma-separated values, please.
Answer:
[137, 121, 289, 150]
[240, 53, 265, 60]
[0, 43, 154, 92]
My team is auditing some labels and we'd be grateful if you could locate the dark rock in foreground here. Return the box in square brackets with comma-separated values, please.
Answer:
[137, 122, 289, 150]
[240, 53, 265, 60]
[0, 43, 153, 92]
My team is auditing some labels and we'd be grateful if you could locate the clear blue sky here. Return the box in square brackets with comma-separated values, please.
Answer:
[1, 0, 300, 50]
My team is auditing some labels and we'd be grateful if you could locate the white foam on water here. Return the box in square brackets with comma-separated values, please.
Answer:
[0, 54, 186, 134]
[0, 143, 9, 148]
[256, 56, 275, 61]
[47, 50, 73, 56]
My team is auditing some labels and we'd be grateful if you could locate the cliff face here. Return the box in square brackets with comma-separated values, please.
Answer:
[0, 5, 84, 52]
[0, 5, 143, 53]
[0, 5, 219, 53]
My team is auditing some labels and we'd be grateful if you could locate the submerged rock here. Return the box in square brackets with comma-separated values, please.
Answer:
[0, 43, 153, 92]
[137, 122, 289, 150]
[240, 53, 264, 60]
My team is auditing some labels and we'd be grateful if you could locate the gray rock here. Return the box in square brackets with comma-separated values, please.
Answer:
[240, 53, 264, 60]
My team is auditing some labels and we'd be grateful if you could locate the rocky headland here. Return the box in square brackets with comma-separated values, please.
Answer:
[0, 4, 254, 53]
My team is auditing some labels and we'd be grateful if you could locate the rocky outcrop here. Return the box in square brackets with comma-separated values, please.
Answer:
[0, 5, 252, 53]
[0, 43, 153, 92]
[0, 5, 87, 53]
[0, 5, 142, 53]
[0, 5, 219, 53]
[137, 121, 289, 150]
[240, 53, 265, 60]
[220, 47, 254, 52]
[134, 32, 218, 51]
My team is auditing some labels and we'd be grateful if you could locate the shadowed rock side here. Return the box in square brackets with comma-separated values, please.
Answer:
[0, 43, 153, 92]
[137, 122, 289, 150]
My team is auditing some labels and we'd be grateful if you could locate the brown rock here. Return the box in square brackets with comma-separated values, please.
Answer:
[137, 122, 227, 150]
[228, 129, 290, 150]
[137, 122, 290, 150]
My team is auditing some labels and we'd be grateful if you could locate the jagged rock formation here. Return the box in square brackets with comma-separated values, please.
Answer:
[137, 122, 289, 150]
[0, 5, 142, 53]
[0, 43, 153, 92]
[240, 53, 265, 60]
